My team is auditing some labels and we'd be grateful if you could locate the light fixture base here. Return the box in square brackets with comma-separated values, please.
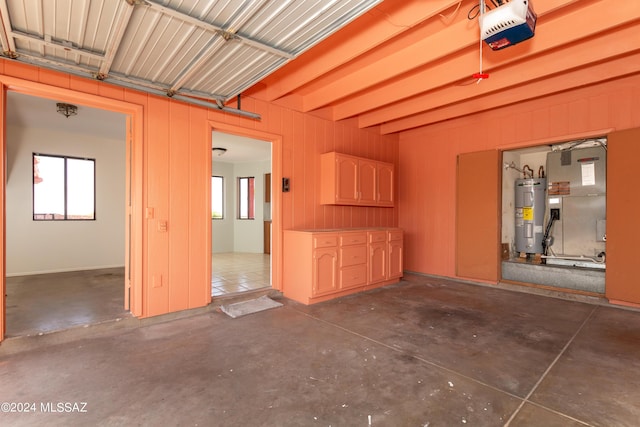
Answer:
[56, 102, 78, 118]
[212, 147, 227, 156]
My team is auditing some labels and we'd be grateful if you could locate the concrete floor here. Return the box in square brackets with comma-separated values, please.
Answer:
[1, 273, 639, 426]
[5, 268, 129, 337]
[5, 253, 270, 337]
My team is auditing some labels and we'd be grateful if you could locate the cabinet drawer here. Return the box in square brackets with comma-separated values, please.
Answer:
[314, 235, 338, 248]
[369, 231, 387, 243]
[340, 245, 367, 267]
[340, 264, 367, 289]
[340, 233, 367, 246]
[388, 230, 403, 242]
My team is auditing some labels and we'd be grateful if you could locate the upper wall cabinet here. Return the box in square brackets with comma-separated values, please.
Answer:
[320, 152, 394, 207]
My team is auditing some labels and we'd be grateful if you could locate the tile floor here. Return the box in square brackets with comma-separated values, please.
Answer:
[211, 252, 271, 296]
[1, 273, 639, 426]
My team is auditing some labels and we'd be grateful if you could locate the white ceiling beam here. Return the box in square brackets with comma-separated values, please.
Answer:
[0, 0, 16, 55]
[169, 0, 268, 94]
[143, 0, 294, 60]
[98, 1, 136, 76]
[10, 30, 105, 62]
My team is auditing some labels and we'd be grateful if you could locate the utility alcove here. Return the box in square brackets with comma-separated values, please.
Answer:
[501, 138, 607, 295]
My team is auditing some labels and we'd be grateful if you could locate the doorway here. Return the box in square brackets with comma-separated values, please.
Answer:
[211, 131, 272, 297]
[0, 76, 144, 342]
[3, 91, 129, 337]
[500, 138, 607, 295]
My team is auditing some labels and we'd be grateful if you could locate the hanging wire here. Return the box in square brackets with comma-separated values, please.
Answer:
[473, 0, 489, 83]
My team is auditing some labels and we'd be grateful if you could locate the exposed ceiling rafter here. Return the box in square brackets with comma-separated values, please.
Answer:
[98, 1, 136, 77]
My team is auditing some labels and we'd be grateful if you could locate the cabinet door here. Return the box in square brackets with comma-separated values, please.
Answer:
[335, 155, 359, 204]
[369, 242, 387, 284]
[388, 240, 403, 279]
[358, 160, 377, 205]
[377, 162, 394, 206]
[313, 248, 338, 296]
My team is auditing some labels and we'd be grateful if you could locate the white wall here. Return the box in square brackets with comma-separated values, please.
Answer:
[211, 159, 271, 254]
[6, 124, 126, 275]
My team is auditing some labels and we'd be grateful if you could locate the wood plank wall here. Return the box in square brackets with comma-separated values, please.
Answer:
[0, 59, 399, 320]
[398, 73, 640, 304]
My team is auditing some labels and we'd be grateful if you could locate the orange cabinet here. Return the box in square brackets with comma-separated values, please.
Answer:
[339, 232, 368, 290]
[377, 162, 394, 207]
[320, 152, 394, 207]
[283, 228, 403, 304]
[312, 234, 339, 296]
[368, 231, 387, 284]
[312, 247, 339, 296]
[388, 230, 404, 279]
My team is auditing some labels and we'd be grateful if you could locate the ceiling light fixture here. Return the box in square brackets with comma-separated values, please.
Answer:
[56, 102, 78, 118]
[212, 147, 227, 156]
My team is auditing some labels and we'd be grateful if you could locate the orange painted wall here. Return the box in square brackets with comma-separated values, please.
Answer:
[398, 73, 640, 303]
[0, 59, 398, 320]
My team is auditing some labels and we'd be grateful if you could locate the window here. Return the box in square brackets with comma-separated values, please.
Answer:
[211, 176, 224, 219]
[237, 176, 255, 219]
[33, 153, 96, 220]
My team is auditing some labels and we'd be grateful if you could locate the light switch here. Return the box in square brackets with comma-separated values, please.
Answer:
[158, 220, 167, 232]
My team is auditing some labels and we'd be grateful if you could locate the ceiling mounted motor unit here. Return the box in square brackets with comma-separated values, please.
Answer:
[480, 0, 537, 50]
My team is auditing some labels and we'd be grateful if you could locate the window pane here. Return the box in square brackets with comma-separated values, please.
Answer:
[33, 154, 96, 221]
[212, 176, 223, 219]
[238, 177, 255, 220]
[239, 177, 249, 219]
[67, 158, 95, 219]
[33, 155, 65, 219]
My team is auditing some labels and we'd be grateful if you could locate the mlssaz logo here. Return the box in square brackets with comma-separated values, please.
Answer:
[40, 402, 88, 413]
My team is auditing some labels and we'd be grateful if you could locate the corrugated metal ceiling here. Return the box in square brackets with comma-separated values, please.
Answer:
[0, 0, 381, 115]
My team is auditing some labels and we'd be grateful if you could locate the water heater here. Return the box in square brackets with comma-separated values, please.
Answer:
[515, 178, 546, 254]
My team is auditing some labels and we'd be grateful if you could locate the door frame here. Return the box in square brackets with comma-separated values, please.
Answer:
[207, 121, 283, 293]
[0, 75, 144, 341]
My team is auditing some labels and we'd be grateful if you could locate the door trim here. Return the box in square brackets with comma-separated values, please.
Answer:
[208, 121, 283, 293]
[0, 75, 144, 341]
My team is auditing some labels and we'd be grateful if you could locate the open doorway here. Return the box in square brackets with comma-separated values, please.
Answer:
[4, 91, 129, 337]
[500, 137, 607, 295]
[211, 131, 272, 297]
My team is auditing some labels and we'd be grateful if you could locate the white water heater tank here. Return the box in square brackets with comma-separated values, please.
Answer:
[515, 177, 546, 254]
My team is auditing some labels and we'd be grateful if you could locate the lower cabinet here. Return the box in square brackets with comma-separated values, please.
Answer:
[313, 247, 339, 296]
[388, 230, 404, 279]
[283, 228, 403, 304]
[368, 231, 387, 284]
[339, 232, 368, 290]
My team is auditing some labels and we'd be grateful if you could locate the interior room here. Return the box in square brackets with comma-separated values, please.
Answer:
[4, 91, 128, 337]
[211, 132, 272, 297]
[1, 0, 639, 425]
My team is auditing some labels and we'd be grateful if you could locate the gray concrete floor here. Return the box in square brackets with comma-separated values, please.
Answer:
[1, 273, 639, 426]
[5, 268, 129, 337]
[5, 254, 270, 338]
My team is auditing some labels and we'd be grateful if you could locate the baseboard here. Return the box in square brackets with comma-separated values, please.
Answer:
[6, 265, 126, 277]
